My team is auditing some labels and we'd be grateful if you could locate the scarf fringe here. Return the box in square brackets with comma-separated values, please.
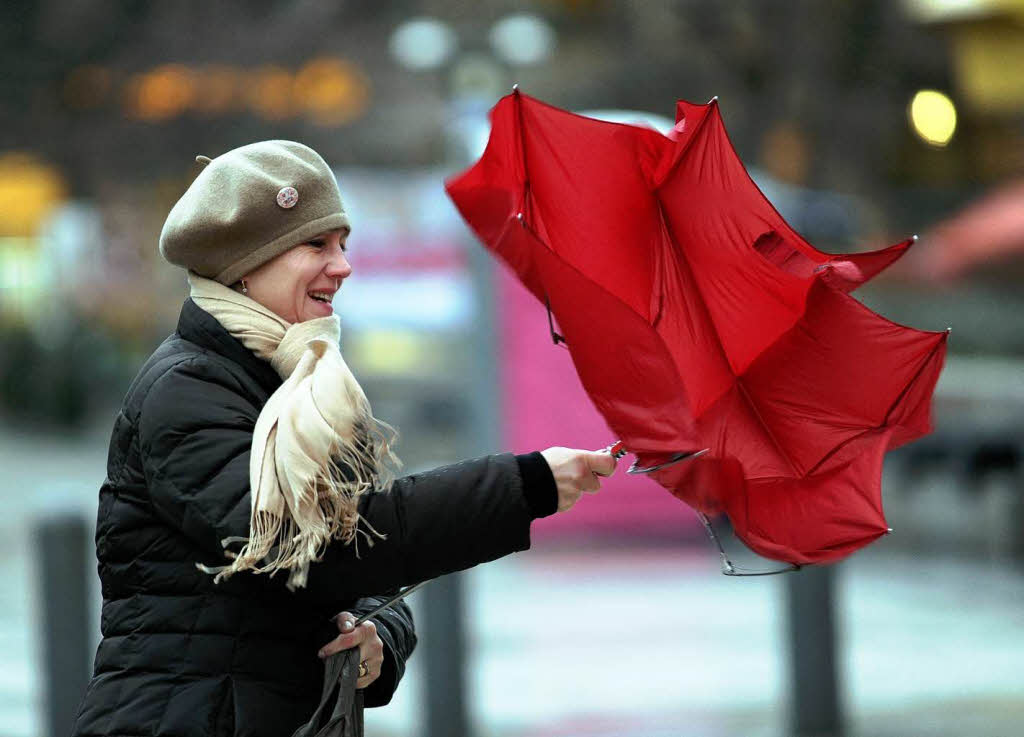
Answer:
[198, 416, 401, 591]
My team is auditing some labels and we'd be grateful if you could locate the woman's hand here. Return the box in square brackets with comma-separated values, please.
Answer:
[540, 447, 617, 512]
[318, 612, 385, 690]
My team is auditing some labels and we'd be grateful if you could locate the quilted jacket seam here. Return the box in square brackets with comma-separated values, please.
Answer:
[105, 412, 139, 488]
[142, 464, 228, 552]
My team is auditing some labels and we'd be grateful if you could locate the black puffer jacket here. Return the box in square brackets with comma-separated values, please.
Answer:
[71, 298, 556, 737]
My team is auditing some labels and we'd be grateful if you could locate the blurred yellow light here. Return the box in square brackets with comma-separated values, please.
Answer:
[247, 66, 295, 120]
[909, 89, 957, 147]
[125, 64, 195, 121]
[0, 153, 66, 237]
[293, 58, 370, 126]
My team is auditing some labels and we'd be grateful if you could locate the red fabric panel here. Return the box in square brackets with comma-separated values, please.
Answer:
[723, 429, 892, 564]
[739, 281, 947, 475]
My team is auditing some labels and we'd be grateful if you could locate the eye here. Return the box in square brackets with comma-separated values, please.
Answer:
[308, 239, 326, 248]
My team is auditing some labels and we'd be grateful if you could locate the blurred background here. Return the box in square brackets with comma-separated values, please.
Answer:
[2, 1, 1023, 736]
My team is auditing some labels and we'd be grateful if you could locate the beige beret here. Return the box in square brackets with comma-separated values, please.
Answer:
[159, 140, 351, 285]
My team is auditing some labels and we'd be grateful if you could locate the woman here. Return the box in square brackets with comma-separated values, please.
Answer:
[70, 140, 616, 737]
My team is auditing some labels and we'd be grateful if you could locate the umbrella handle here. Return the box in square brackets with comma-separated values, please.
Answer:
[604, 441, 709, 474]
[606, 441, 629, 459]
[628, 448, 708, 474]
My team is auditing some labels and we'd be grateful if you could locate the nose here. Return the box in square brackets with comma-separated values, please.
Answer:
[325, 250, 353, 282]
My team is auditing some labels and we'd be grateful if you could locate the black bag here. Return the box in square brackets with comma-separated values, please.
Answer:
[290, 647, 364, 737]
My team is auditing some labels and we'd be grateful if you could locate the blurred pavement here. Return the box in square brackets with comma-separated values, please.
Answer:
[365, 544, 1024, 737]
[2, 415, 1023, 737]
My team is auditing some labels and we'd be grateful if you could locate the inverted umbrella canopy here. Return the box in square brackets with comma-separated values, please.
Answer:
[446, 90, 947, 566]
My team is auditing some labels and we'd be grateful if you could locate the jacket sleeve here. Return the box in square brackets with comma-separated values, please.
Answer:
[303, 453, 536, 599]
[138, 355, 542, 599]
[346, 597, 416, 708]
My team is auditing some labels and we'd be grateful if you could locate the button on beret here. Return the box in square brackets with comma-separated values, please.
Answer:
[159, 140, 351, 285]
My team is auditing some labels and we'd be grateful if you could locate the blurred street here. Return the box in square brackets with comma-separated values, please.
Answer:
[3, 414, 1023, 737]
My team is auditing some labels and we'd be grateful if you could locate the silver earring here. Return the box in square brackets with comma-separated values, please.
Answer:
[241, 280, 248, 294]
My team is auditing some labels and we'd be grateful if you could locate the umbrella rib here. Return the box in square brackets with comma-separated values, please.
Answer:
[652, 98, 718, 190]
[653, 199, 737, 392]
[879, 332, 948, 431]
[801, 427, 882, 480]
[654, 203, 801, 476]
[796, 306, 949, 478]
[653, 203, 730, 357]
[513, 88, 561, 348]
[734, 377, 802, 476]
[796, 337, 946, 479]
[512, 86, 534, 226]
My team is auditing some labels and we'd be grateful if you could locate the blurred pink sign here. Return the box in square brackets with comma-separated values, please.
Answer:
[497, 263, 698, 540]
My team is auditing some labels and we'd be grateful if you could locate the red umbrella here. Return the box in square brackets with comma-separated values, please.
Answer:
[446, 89, 947, 567]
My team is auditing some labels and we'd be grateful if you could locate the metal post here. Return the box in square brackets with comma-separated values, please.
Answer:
[416, 92, 503, 737]
[785, 565, 844, 737]
[418, 182, 499, 737]
[421, 572, 469, 737]
[35, 513, 91, 737]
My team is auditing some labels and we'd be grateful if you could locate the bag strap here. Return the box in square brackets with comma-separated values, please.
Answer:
[290, 646, 364, 737]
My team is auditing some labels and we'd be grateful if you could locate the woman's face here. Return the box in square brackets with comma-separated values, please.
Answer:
[241, 228, 352, 323]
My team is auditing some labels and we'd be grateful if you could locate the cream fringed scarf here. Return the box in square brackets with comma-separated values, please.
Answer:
[186, 270, 400, 591]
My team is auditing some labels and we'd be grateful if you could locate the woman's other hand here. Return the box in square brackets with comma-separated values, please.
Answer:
[540, 447, 617, 512]
[318, 612, 384, 689]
